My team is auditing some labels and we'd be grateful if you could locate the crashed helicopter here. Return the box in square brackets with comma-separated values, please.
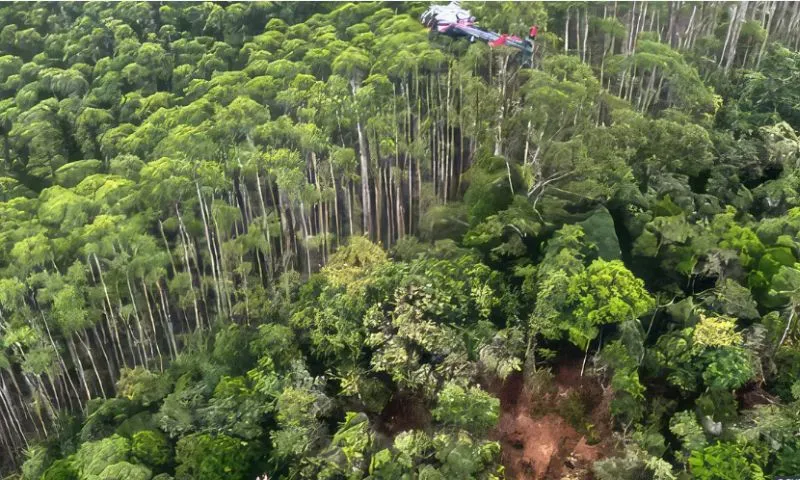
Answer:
[420, 2, 537, 58]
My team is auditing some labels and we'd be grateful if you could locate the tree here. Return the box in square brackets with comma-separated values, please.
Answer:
[271, 381, 333, 467]
[132, 430, 172, 469]
[688, 442, 765, 480]
[73, 435, 131, 478]
[41, 458, 78, 480]
[117, 368, 171, 407]
[332, 47, 372, 237]
[431, 382, 499, 436]
[600, 340, 646, 425]
[315, 412, 372, 479]
[564, 259, 654, 374]
[199, 376, 271, 440]
[5, 2, 800, 477]
[175, 433, 259, 480]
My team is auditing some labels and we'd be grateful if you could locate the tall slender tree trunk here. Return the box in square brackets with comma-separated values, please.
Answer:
[720, 3, 737, 66]
[66, 337, 91, 401]
[141, 281, 166, 368]
[175, 205, 203, 331]
[756, 1, 776, 68]
[345, 179, 354, 237]
[576, 7, 582, 60]
[627, 1, 637, 53]
[254, 169, 275, 281]
[36, 303, 82, 404]
[298, 199, 312, 277]
[0, 379, 25, 452]
[311, 152, 327, 261]
[328, 162, 341, 245]
[0, 375, 27, 447]
[725, 1, 749, 71]
[156, 282, 179, 355]
[277, 186, 294, 267]
[404, 81, 413, 235]
[354, 111, 371, 238]
[582, 7, 589, 63]
[77, 331, 106, 398]
[682, 5, 697, 50]
[211, 214, 233, 315]
[195, 182, 223, 316]
[778, 307, 795, 349]
[93, 254, 127, 370]
[129, 275, 162, 371]
[123, 294, 149, 369]
[91, 325, 115, 385]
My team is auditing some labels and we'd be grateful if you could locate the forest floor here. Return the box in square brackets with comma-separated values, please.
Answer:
[488, 359, 615, 480]
[377, 390, 433, 435]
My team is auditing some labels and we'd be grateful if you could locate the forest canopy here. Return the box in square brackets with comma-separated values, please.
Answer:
[1, 1, 800, 479]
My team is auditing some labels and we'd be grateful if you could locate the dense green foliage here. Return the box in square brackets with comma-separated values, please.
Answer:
[1, 1, 800, 479]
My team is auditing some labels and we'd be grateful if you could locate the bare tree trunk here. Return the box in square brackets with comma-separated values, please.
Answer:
[772, 1, 787, 40]
[328, 161, 341, 245]
[77, 331, 106, 398]
[195, 182, 223, 316]
[254, 169, 275, 281]
[576, 7, 582, 60]
[779, 307, 795, 349]
[756, 1, 776, 68]
[580, 340, 590, 377]
[156, 282, 179, 356]
[37, 304, 82, 404]
[0, 375, 28, 447]
[45, 374, 60, 412]
[175, 206, 203, 331]
[494, 55, 510, 157]
[720, 3, 737, 66]
[666, 1, 675, 46]
[583, 7, 589, 63]
[276, 186, 294, 267]
[93, 254, 127, 371]
[352, 78, 372, 241]
[682, 5, 697, 50]
[356, 116, 371, 239]
[66, 337, 92, 401]
[384, 167, 393, 245]
[627, 1, 637, 54]
[130, 276, 162, 371]
[142, 282, 167, 368]
[210, 214, 234, 315]
[403, 80, 413, 235]
[636, 2, 647, 45]
[299, 199, 312, 277]
[0, 379, 25, 452]
[393, 86, 404, 239]
[91, 325, 115, 386]
[311, 152, 327, 261]
[725, 1, 749, 71]
[784, 2, 800, 49]
[124, 281, 150, 367]
[344, 178, 354, 237]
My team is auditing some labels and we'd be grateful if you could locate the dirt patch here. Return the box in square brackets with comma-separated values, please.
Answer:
[497, 411, 581, 479]
[489, 359, 614, 480]
[573, 437, 601, 463]
[738, 382, 780, 410]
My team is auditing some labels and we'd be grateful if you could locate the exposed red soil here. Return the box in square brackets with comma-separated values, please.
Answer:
[488, 359, 615, 480]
